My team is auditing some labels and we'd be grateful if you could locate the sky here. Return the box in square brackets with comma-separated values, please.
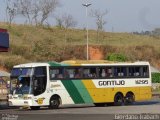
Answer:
[0, 0, 160, 32]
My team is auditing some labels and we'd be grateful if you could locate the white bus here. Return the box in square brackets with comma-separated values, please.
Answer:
[8, 60, 152, 109]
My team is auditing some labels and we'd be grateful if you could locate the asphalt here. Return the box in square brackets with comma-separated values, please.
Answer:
[0, 100, 160, 120]
[0, 95, 160, 120]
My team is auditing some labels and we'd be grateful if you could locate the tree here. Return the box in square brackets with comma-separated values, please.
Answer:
[55, 14, 77, 29]
[6, 0, 60, 25]
[6, 0, 19, 25]
[31, 1, 41, 25]
[63, 14, 77, 29]
[90, 9, 108, 41]
[55, 15, 64, 29]
[39, 0, 60, 25]
[106, 53, 127, 62]
[55, 14, 77, 42]
[18, 0, 33, 24]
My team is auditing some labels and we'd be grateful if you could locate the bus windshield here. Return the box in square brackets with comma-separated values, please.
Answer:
[11, 77, 32, 94]
[10, 68, 33, 95]
[11, 68, 33, 78]
[10, 67, 47, 96]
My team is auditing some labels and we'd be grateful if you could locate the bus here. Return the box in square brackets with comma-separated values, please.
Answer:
[8, 60, 152, 110]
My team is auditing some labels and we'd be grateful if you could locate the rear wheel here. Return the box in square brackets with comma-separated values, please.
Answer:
[114, 93, 124, 106]
[49, 96, 60, 109]
[30, 106, 40, 110]
[124, 93, 135, 105]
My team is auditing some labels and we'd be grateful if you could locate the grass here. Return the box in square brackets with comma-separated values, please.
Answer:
[0, 22, 160, 71]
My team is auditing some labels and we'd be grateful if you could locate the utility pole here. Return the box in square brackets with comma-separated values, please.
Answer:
[82, 1, 91, 60]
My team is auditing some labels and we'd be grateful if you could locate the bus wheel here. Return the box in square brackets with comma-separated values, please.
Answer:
[30, 106, 40, 110]
[124, 93, 135, 105]
[114, 93, 124, 106]
[49, 96, 60, 109]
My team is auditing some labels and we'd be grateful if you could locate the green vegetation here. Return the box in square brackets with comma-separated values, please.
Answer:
[152, 73, 160, 83]
[105, 53, 127, 62]
[0, 22, 160, 71]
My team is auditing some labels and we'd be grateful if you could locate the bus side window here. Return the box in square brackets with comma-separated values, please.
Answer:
[49, 68, 64, 79]
[99, 68, 108, 78]
[75, 68, 82, 78]
[57, 68, 63, 78]
[114, 67, 121, 77]
[129, 67, 134, 77]
[83, 68, 90, 78]
[129, 67, 142, 77]
[50, 68, 59, 79]
[89, 68, 97, 78]
[82, 67, 97, 79]
[121, 67, 127, 77]
[114, 67, 127, 78]
[134, 67, 141, 76]
[142, 66, 149, 77]
[65, 68, 75, 79]
[63, 69, 67, 78]
[108, 67, 113, 78]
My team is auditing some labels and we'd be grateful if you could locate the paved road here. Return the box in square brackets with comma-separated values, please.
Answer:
[0, 100, 160, 120]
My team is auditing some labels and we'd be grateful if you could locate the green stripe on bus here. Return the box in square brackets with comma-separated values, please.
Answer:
[61, 80, 85, 104]
[72, 80, 93, 103]
[48, 62, 62, 66]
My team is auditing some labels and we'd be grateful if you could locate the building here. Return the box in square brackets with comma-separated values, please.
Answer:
[0, 70, 10, 100]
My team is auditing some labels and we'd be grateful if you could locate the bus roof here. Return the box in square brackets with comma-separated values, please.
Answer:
[13, 63, 50, 68]
[13, 60, 150, 68]
[61, 60, 150, 66]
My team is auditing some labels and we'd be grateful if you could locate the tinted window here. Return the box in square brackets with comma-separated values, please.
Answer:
[98, 67, 113, 78]
[114, 67, 127, 77]
[49, 65, 149, 80]
[33, 67, 47, 96]
[142, 66, 149, 77]
[135, 67, 141, 76]
[50, 68, 64, 79]
[34, 67, 46, 76]
[82, 67, 97, 78]
[11, 68, 21, 77]
[11, 68, 32, 78]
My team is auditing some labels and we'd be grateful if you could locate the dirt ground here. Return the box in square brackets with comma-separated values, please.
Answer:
[89, 46, 104, 60]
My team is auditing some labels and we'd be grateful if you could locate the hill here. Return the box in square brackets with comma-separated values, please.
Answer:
[0, 22, 160, 71]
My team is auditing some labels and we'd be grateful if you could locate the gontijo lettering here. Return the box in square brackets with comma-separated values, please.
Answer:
[98, 80, 125, 86]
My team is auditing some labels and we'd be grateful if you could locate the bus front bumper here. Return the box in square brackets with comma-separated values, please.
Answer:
[8, 99, 33, 107]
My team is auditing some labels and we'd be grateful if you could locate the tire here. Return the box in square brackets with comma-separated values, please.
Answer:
[30, 106, 40, 110]
[124, 93, 135, 105]
[49, 96, 60, 109]
[114, 93, 124, 106]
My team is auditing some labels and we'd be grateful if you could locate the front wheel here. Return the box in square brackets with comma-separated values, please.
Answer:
[49, 96, 60, 109]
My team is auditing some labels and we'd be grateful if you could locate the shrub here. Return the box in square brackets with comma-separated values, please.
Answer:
[152, 73, 160, 83]
[0, 55, 29, 70]
[105, 53, 128, 62]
